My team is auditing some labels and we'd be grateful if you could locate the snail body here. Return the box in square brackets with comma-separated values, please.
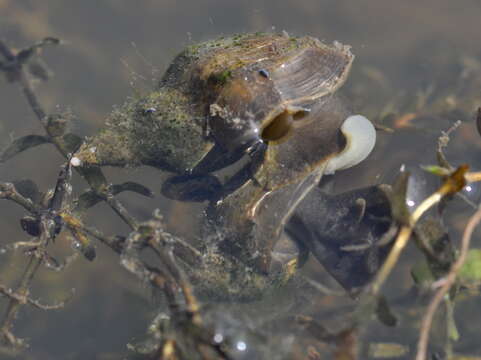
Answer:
[71, 33, 378, 297]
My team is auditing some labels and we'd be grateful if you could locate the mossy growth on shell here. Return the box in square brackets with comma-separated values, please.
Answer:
[75, 88, 214, 173]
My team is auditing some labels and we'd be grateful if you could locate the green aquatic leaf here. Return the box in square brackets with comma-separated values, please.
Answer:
[389, 171, 411, 225]
[459, 249, 481, 282]
[375, 295, 398, 327]
[0, 134, 51, 162]
[368, 342, 409, 358]
[411, 261, 435, 288]
[113, 182, 154, 198]
[75, 181, 153, 210]
[421, 164, 450, 176]
[60, 133, 83, 153]
[12, 179, 41, 203]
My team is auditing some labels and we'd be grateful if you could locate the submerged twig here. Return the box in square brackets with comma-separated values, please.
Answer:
[415, 205, 481, 360]
[0, 239, 42, 253]
[0, 246, 43, 347]
[0, 182, 41, 214]
[436, 120, 461, 170]
[0, 285, 72, 310]
[370, 191, 443, 296]
[0, 38, 139, 231]
[120, 216, 230, 359]
[372, 165, 468, 296]
[354, 164, 468, 336]
[0, 38, 211, 356]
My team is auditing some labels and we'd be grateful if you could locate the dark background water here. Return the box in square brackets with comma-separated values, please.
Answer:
[1, 1, 481, 359]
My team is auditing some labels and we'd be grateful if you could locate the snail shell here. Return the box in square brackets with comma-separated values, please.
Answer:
[72, 33, 356, 178]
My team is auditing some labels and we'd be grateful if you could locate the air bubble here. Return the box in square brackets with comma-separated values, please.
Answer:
[236, 341, 247, 352]
[213, 333, 224, 343]
[71, 240, 82, 251]
[460, 181, 481, 205]
[143, 107, 157, 114]
[404, 166, 436, 212]
[406, 199, 416, 208]
[70, 157, 82, 167]
[384, 164, 439, 213]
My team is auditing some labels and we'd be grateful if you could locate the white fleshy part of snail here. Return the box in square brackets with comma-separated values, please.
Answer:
[70, 156, 82, 167]
[324, 114, 376, 175]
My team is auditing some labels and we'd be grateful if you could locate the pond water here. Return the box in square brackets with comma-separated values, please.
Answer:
[1, 1, 481, 359]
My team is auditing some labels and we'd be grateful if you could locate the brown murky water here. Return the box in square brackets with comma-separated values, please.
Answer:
[1, 1, 481, 359]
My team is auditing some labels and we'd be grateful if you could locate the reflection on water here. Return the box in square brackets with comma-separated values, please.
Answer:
[1, 0, 481, 358]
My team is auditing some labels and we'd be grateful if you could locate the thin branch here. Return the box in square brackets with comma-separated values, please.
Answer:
[0, 39, 138, 230]
[369, 165, 467, 297]
[61, 211, 203, 267]
[0, 239, 42, 254]
[148, 237, 200, 323]
[0, 217, 55, 347]
[416, 206, 481, 360]
[0, 182, 41, 214]
[370, 191, 443, 296]
[41, 252, 79, 272]
[465, 171, 481, 183]
[17, 70, 48, 126]
[104, 192, 138, 230]
[64, 216, 125, 254]
[0, 328, 24, 349]
[353, 166, 468, 332]
[0, 253, 43, 346]
[302, 276, 347, 297]
[0, 285, 72, 310]
[436, 120, 461, 170]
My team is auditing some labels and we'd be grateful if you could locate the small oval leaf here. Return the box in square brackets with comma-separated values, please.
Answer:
[12, 179, 41, 203]
[78, 166, 107, 191]
[46, 115, 67, 137]
[1, 135, 51, 162]
[112, 182, 154, 198]
[75, 191, 102, 210]
[161, 174, 222, 202]
[460, 249, 481, 283]
[27, 59, 52, 82]
[20, 216, 41, 237]
[61, 133, 83, 153]
[375, 295, 398, 327]
[389, 171, 411, 225]
[75, 181, 153, 211]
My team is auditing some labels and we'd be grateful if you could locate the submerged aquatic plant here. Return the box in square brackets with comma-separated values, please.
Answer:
[1, 35, 481, 360]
